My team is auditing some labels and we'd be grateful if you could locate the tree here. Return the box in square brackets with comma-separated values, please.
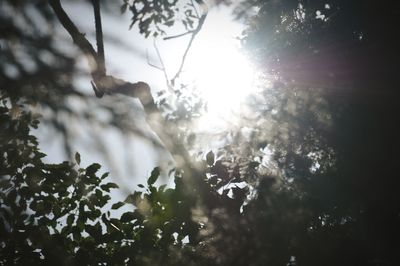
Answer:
[2, 0, 400, 265]
[239, 1, 400, 265]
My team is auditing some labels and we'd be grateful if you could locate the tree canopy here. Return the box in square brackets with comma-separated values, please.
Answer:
[1, 0, 400, 265]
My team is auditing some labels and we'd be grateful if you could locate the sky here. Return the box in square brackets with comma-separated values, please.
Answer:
[36, 1, 255, 192]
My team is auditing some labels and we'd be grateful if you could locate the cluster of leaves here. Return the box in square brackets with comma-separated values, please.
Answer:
[5, 90, 400, 265]
[0, 94, 252, 265]
[0, 95, 117, 264]
[122, 0, 201, 37]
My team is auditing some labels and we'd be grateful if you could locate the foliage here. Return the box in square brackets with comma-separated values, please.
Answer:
[0, 94, 249, 265]
[122, 0, 202, 37]
[0, 96, 113, 264]
[2, 0, 400, 265]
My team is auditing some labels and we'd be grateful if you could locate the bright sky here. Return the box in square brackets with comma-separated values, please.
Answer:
[38, 2, 257, 190]
[154, 7, 258, 131]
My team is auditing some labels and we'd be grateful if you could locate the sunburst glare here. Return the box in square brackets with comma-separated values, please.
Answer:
[185, 39, 257, 130]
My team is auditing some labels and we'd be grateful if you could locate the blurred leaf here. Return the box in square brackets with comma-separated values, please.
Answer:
[148, 167, 160, 185]
[86, 163, 101, 175]
[124, 191, 142, 206]
[120, 3, 127, 14]
[75, 152, 81, 165]
[206, 151, 215, 166]
[111, 202, 125, 210]
[100, 182, 119, 192]
[120, 212, 138, 223]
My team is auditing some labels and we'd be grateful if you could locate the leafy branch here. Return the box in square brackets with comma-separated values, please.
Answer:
[169, 0, 208, 85]
[48, 0, 192, 168]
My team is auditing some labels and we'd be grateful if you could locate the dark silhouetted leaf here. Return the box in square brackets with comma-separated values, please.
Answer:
[148, 167, 160, 185]
[75, 152, 81, 165]
[111, 201, 125, 210]
[206, 151, 215, 166]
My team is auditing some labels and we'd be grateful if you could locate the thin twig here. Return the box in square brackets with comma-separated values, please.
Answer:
[153, 40, 170, 87]
[171, 0, 208, 85]
[163, 30, 194, 41]
[48, 0, 193, 169]
[92, 0, 106, 76]
[146, 50, 164, 70]
[48, 0, 98, 71]
[191, 0, 200, 18]
[163, 0, 202, 41]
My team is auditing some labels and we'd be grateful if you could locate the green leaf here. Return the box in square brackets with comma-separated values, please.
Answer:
[100, 182, 119, 192]
[101, 172, 109, 180]
[148, 167, 160, 185]
[75, 152, 81, 165]
[86, 163, 101, 175]
[111, 201, 125, 210]
[120, 212, 137, 223]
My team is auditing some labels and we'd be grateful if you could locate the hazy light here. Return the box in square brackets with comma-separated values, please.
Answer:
[158, 8, 259, 131]
[182, 36, 257, 131]
[187, 41, 255, 119]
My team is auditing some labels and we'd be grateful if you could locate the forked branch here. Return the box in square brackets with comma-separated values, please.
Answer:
[48, 0, 192, 167]
[169, 0, 208, 85]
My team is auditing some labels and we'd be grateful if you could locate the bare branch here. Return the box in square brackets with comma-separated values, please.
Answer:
[153, 40, 170, 87]
[92, 0, 106, 76]
[49, 0, 192, 169]
[146, 50, 164, 70]
[171, 0, 208, 85]
[163, 30, 193, 41]
[48, 0, 98, 72]
[49, 0, 105, 97]
[97, 77, 191, 164]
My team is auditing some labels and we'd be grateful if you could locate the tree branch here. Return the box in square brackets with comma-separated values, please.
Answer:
[170, 0, 208, 85]
[163, 30, 193, 41]
[92, 0, 105, 76]
[49, 0, 192, 169]
[48, 0, 98, 73]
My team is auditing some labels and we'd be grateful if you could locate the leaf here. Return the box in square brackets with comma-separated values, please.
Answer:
[138, 184, 145, 188]
[148, 167, 160, 185]
[248, 161, 260, 169]
[124, 191, 142, 206]
[100, 182, 119, 192]
[111, 202, 125, 210]
[101, 172, 109, 180]
[206, 151, 215, 166]
[86, 163, 101, 175]
[86, 223, 102, 240]
[120, 212, 137, 223]
[75, 152, 81, 165]
[120, 3, 127, 14]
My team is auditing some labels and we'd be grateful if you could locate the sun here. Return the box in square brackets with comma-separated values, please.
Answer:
[184, 39, 256, 128]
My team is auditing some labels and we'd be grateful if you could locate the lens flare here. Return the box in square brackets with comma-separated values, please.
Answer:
[185, 40, 256, 129]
